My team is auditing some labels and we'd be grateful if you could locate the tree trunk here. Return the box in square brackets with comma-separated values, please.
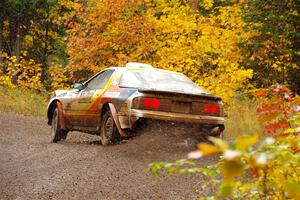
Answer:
[41, 18, 49, 84]
[10, 20, 22, 62]
[0, 20, 3, 64]
[11, 20, 23, 84]
[13, 21, 22, 63]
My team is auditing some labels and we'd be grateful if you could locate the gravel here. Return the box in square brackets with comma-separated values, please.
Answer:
[0, 114, 218, 200]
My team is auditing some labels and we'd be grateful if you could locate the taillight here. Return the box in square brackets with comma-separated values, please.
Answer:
[143, 98, 160, 109]
[203, 104, 219, 113]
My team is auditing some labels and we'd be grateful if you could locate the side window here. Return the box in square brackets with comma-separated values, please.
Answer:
[86, 70, 114, 90]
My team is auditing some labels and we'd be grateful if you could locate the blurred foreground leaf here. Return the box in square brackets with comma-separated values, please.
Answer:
[236, 135, 258, 151]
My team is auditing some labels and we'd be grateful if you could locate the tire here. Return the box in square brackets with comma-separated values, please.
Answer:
[51, 107, 68, 143]
[100, 110, 121, 146]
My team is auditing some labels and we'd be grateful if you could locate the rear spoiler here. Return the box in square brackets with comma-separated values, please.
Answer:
[138, 89, 222, 101]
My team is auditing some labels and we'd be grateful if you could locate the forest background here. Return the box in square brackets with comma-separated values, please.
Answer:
[0, 0, 299, 104]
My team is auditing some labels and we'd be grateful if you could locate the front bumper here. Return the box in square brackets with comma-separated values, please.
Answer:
[118, 109, 225, 129]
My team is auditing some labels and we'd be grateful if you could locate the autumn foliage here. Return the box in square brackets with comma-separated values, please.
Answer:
[256, 84, 300, 136]
[1, 0, 298, 102]
[66, 0, 253, 103]
[0, 52, 43, 90]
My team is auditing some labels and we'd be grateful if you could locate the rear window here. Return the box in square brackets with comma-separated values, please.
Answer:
[119, 69, 207, 94]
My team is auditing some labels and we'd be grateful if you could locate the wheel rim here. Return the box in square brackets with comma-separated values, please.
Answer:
[104, 117, 114, 139]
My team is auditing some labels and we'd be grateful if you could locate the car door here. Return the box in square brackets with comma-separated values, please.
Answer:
[69, 69, 114, 128]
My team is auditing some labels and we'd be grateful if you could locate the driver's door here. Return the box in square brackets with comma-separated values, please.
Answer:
[68, 69, 114, 128]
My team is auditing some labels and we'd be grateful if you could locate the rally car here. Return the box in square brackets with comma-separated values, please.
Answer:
[47, 62, 225, 145]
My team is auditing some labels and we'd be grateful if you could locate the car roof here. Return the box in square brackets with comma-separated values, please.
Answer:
[105, 64, 184, 76]
[83, 63, 185, 87]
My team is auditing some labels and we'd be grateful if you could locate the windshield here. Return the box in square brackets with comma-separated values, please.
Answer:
[119, 69, 207, 94]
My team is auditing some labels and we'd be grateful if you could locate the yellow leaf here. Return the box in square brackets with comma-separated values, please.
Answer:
[236, 135, 259, 152]
[197, 143, 222, 155]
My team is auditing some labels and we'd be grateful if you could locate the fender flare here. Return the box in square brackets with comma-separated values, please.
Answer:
[108, 103, 127, 137]
[56, 101, 67, 130]
[47, 100, 66, 130]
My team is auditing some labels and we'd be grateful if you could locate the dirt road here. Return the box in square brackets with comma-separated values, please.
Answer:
[0, 114, 218, 200]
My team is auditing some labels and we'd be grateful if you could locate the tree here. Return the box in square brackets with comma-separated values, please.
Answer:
[0, 0, 78, 88]
[67, 0, 253, 103]
[147, 0, 253, 102]
[24, 0, 79, 85]
[0, 0, 40, 61]
[242, 0, 300, 94]
[67, 0, 155, 82]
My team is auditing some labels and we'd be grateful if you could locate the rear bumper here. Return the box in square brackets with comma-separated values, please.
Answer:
[118, 109, 225, 128]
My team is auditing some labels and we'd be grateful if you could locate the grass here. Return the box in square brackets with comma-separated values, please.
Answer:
[224, 99, 263, 140]
[0, 86, 48, 117]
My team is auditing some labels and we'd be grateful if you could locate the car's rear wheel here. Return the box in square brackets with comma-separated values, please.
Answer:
[100, 110, 121, 145]
[51, 107, 68, 143]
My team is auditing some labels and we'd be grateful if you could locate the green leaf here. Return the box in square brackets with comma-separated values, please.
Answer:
[179, 167, 218, 177]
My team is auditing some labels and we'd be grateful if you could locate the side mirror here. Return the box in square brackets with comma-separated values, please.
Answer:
[73, 83, 84, 91]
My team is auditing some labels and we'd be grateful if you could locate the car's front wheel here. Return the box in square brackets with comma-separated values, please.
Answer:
[100, 110, 121, 145]
[51, 107, 68, 143]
